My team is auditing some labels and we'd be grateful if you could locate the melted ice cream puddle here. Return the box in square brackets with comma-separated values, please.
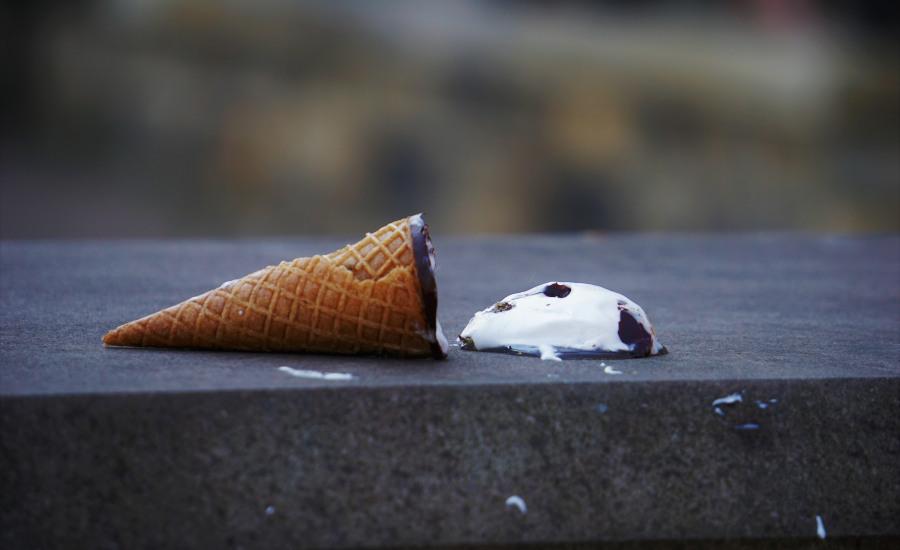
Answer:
[459, 282, 666, 360]
[538, 344, 561, 361]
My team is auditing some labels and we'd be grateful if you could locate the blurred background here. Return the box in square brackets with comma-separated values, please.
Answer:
[1, 0, 898, 238]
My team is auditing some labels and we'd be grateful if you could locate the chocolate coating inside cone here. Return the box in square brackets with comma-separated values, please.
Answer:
[409, 214, 447, 359]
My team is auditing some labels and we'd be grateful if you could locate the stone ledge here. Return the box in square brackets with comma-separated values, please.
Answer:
[2, 235, 898, 548]
[2, 377, 898, 548]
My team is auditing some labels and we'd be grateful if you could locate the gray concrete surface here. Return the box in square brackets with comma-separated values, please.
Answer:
[1, 234, 899, 548]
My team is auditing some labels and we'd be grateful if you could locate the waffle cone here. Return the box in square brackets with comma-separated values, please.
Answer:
[103, 214, 447, 358]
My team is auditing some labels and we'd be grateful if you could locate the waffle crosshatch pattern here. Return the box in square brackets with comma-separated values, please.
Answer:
[103, 216, 438, 357]
[327, 218, 414, 281]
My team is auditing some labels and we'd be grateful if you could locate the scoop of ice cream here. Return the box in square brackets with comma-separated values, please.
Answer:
[458, 282, 666, 360]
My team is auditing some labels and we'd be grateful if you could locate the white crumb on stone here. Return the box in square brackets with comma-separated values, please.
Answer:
[712, 393, 743, 407]
[322, 373, 354, 380]
[265, 506, 276, 516]
[278, 366, 355, 380]
[505, 495, 527, 514]
[816, 515, 826, 539]
[538, 344, 562, 362]
[603, 365, 623, 375]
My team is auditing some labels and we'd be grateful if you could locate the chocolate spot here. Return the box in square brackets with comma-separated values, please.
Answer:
[490, 301, 514, 313]
[543, 283, 571, 298]
[458, 336, 476, 350]
[618, 310, 653, 356]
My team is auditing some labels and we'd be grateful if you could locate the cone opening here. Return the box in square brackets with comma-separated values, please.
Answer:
[409, 214, 448, 359]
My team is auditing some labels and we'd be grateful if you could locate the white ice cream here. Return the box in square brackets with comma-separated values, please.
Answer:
[458, 282, 665, 360]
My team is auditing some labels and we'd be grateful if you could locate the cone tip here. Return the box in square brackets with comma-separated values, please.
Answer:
[102, 328, 123, 346]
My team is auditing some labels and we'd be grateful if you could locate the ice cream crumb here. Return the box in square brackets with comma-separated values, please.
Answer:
[538, 344, 561, 362]
[505, 495, 527, 514]
[816, 515, 826, 539]
[603, 365, 623, 375]
[265, 506, 276, 516]
[278, 367, 355, 380]
[712, 393, 743, 407]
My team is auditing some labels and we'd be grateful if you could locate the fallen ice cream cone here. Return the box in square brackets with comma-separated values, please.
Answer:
[103, 214, 448, 358]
